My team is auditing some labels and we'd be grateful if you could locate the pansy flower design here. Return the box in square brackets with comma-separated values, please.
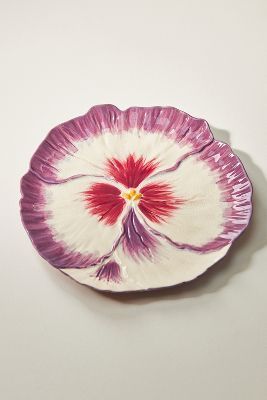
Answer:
[20, 105, 252, 292]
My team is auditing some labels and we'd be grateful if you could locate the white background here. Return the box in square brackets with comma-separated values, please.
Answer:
[1, 1, 267, 399]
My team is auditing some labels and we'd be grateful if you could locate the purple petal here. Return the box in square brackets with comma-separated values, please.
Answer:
[121, 209, 159, 261]
[95, 261, 121, 283]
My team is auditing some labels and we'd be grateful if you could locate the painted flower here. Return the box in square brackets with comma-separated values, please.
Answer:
[20, 105, 252, 292]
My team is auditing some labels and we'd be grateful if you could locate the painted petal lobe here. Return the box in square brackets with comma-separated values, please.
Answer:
[140, 140, 252, 252]
[21, 172, 124, 268]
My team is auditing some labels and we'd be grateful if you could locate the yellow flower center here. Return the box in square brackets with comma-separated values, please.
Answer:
[121, 188, 142, 202]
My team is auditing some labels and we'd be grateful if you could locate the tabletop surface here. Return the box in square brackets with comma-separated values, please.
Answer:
[1, 1, 266, 399]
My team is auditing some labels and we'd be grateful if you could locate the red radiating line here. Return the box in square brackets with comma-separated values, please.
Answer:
[83, 183, 125, 225]
[139, 182, 184, 223]
[106, 154, 159, 188]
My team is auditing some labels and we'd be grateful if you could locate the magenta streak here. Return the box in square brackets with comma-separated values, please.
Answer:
[126, 211, 152, 256]
[44, 138, 76, 158]
[131, 212, 152, 256]
[95, 261, 122, 283]
[121, 209, 158, 260]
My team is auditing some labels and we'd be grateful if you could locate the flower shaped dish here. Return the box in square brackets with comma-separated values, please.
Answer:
[20, 105, 252, 292]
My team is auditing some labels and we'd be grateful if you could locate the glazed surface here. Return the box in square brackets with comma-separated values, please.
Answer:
[20, 105, 252, 291]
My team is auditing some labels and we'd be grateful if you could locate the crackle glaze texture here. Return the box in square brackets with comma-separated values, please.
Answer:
[20, 105, 252, 292]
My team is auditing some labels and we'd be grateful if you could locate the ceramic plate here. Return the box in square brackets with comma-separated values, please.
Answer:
[20, 105, 252, 292]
